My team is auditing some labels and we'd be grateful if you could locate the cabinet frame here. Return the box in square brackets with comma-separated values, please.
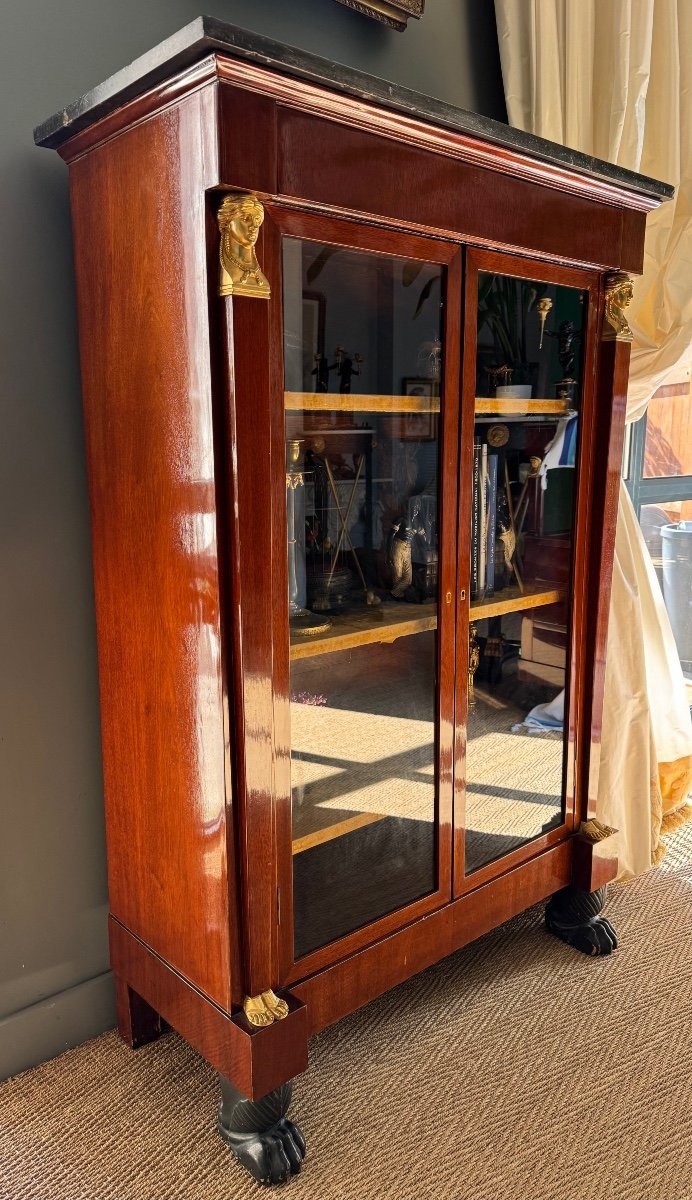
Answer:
[35, 21, 671, 1116]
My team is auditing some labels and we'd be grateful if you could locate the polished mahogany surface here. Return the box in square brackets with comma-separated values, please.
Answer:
[110, 918, 308, 1100]
[218, 233, 283, 1000]
[47, 37, 661, 1096]
[293, 840, 572, 1035]
[277, 111, 628, 271]
[69, 89, 233, 1011]
[33, 18, 673, 213]
[584, 335, 633, 818]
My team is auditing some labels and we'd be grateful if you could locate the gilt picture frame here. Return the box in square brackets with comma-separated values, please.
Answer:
[333, 0, 425, 32]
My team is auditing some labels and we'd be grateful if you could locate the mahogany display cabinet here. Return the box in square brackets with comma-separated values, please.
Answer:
[35, 18, 672, 1187]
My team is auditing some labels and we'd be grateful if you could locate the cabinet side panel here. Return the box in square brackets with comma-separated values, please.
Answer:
[68, 92, 232, 1011]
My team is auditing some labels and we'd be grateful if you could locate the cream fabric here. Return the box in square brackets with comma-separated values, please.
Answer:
[494, 0, 692, 876]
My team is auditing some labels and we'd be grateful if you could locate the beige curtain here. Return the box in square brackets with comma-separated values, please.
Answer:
[494, 0, 692, 876]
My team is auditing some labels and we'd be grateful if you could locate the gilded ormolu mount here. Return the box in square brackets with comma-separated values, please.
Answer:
[217, 193, 271, 300]
[603, 271, 634, 342]
[243, 990, 289, 1028]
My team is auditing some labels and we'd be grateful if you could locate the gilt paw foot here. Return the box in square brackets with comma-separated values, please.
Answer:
[243, 989, 289, 1027]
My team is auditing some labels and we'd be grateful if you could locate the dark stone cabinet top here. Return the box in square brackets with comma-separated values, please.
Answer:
[33, 15, 672, 203]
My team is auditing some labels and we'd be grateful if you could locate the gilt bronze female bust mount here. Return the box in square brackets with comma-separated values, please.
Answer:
[218, 193, 271, 299]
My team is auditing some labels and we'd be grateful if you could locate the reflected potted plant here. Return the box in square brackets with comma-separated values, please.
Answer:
[477, 275, 548, 399]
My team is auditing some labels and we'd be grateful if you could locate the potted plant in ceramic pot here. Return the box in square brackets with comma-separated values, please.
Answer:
[477, 274, 549, 400]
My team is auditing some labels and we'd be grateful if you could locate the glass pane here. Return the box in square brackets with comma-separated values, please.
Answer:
[643, 375, 692, 478]
[640, 501, 692, 680]
[465, 270, 586, 874]
[283, 237, 443, 959]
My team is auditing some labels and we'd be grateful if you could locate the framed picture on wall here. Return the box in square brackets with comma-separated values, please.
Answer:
[302, 290, 326, 390]
[332, 0, 425, 33]
[400, 378, 437, 440]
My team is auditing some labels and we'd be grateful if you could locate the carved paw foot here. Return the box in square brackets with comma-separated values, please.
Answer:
[545, 884, 618, 957]
[221, 1117, 306, 1186]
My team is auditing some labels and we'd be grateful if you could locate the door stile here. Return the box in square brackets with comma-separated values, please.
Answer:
[453, 254, 478, 891]
[581, 280, 632, 824]
[431, 243, 463, 902]
[558, 273, 602, 834]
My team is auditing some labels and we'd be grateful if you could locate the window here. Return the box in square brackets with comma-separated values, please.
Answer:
[625, 369, 692, 686]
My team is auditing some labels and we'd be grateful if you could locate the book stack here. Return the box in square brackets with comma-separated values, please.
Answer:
[471, 441, 499, 602]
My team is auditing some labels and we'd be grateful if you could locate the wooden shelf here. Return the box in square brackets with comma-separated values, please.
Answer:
[290, 584, 565, 659]
[286, 394, 568, 416]
[285, 391, 440, 413]
[474, 397, 569, 415]
[292, 812, 385, 856]
[290, 601, 437, 660]
[469, 583, 566, 620]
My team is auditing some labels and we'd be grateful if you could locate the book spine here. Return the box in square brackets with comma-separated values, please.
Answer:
[471, 441, 481, 600]
[486, 453, 498, 597]
[478, 443, 487, 601]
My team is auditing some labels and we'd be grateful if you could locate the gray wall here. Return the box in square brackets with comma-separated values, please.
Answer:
[0, 0, 506, 1080]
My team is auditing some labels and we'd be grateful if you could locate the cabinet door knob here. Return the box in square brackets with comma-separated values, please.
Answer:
[445, 591, 452, 604]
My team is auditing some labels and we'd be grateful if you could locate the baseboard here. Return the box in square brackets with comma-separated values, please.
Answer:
[0, 971, 116, 1081]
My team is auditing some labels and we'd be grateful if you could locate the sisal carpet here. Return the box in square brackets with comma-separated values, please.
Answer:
[291, 675, 563, 855]
[1, 825, 691, 1200]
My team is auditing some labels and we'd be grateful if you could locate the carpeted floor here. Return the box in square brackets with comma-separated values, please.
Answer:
[1, 824, 691, 1200]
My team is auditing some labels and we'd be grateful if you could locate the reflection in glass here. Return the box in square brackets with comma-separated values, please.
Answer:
[642, 377, 692, 478]
[465, 271, 587, 873]
[283, 237, 444, 958]
[640, 502, 692, 678]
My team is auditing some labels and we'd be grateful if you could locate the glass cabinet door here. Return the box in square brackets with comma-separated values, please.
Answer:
[279, 224, 458, 967]
[458, 254, 595, 883]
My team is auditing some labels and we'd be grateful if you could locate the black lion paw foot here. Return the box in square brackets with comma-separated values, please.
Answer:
[547, 912, 618, 956]
[222, 1117, 306, 1186]
[545, 885, 618, 957]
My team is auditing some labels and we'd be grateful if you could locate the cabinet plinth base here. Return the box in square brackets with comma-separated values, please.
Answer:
[218, 1077, 306, 1186]
[115, 975, 162, 1049]
[545, 884, 618, 956]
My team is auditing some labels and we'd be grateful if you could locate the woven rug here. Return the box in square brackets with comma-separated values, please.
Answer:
[291, 679, 563, 855]
[1, 824, 690, 1200]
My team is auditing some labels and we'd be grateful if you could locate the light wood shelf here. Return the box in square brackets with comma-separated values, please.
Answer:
[290, 584, 566, 659]
[286, 393, 568, 416]
[469, 584, 566, 620]
[292, 811, 385, 856]
[285, 391, 440, 413]
[474, 397, 569, 415]
[290, 602, 437, 660]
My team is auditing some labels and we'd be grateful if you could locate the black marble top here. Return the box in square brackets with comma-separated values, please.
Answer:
[34, 15, 673, 202]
